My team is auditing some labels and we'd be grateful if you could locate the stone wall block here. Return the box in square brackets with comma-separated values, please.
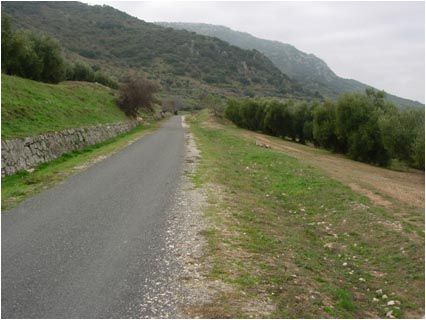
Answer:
[1, 120, 140, 177]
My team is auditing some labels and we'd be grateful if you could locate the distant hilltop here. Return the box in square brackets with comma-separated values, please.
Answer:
[159, 22, 424, 109]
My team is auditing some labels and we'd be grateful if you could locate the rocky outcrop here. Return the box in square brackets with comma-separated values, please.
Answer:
[2, 120, 140, 177]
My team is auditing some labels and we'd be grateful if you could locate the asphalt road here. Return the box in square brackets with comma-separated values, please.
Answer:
[2, 116, 186, 318]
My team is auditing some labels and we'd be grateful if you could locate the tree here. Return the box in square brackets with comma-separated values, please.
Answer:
[2, 17, 65, 83]
[411, 126, 425, 170]
[162, 97, 184, 114]
[32, 33, 65, 83]
[225, 99, 243, 126]
[263, 100, 292, 137]
[290, 101, 310, 143]
[200, 93, 225, 117]
[312, 100, 338, 150]
[117, 74, 160, 117]
[1, 15, 13, 71]
[70, 61, 95, 82]
[5, 30, 43, 80]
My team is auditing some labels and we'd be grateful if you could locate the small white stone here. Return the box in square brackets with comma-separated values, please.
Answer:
[342, 262, 348, 266]
[359, 277, 366, 282]
[386, 310, 395, 318]
[382, 294, 388, 299]
[376, 289, 383, 295]
[387, 300, 395, 306]
[372, 297, 379, 302]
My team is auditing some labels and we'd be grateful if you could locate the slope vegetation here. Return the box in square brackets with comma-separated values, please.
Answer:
[159, 22, 423, 108]
[2, 2, 311, 100]
[2, 74, 127, 139]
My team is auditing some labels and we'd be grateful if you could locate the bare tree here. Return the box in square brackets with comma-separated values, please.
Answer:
[117, 74, 160, 117]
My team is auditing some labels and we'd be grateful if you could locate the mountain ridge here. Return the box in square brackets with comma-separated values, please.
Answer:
[158, 22, 423, 108]
[2, 1, 315, 103]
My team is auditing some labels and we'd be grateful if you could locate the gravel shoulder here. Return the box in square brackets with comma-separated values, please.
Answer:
[137, 115, 218, 318]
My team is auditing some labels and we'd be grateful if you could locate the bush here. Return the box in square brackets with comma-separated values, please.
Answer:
[4, 30, 44, 80]
[162, 97, 184, 114]
[65, 60, 118, 88]
[411, 128, 425, 170]
[335, 92, 391, 164]
[32, 34, 65, 83]
[225, 99, 243, 126]
[380, 108, 424, 166]
[312, 100, 338, 150]
[200, 94, 225, 117]
[117, 75, 160, 117]
[290, 101, 310, 143]
[2, 15, 66, 83]
[69, 61, 95, 82]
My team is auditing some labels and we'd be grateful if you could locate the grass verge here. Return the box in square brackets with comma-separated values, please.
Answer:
[188, 111, 424, 318]
[2, 120, 161, 210]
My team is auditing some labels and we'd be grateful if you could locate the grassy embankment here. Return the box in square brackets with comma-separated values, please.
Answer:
[187, 111, 424, 318]
[2, 74, 128, 139]
[2, 75, 161, 210]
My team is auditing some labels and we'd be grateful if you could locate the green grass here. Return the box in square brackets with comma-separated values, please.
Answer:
[2, 121, 160, 210]
[188, 111, 424, 318]
[2, 74, 128, 139]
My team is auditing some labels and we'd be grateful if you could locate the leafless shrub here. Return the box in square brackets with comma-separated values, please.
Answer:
[117, 74, 160, 117]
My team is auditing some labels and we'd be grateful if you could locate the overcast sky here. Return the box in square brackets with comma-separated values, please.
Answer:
[86, 1, 425, 103]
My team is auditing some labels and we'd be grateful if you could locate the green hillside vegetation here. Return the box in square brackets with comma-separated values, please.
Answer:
[225, 89, 425, 169]
[1, 2, 313, 101]
[1, 15, 118, 89]
[159, 22, 424, 109]
[1, 74, 127, 139]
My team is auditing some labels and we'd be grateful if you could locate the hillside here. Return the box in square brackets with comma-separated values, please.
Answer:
[158, 22, 424, 108]
[1, 2, 314, 101]
[1, 74, 127, 139]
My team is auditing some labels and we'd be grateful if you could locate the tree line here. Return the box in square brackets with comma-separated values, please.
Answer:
[225, 89, 424, 169]
[1, 15, 117, 88]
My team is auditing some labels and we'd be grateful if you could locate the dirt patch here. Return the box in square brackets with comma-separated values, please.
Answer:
[348, 183, 393, 207]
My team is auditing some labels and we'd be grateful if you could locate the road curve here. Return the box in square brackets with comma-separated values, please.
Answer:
[2, 116, 186, 318]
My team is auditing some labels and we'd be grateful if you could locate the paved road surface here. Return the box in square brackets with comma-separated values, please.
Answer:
[2, 116, 185, 318]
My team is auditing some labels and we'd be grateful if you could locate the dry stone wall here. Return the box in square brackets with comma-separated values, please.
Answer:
[2, 120, 140, 177]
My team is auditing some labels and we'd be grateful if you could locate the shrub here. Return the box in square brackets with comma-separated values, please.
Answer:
[32, 33, 65, 83]
[1, 15, 13, 70]
[2, 15, 66, 83]
[225, 99, 243, 126]
[117, 75, 160, 117]
[162, 97, 184, 114]
[4, 30, 44, 80]
[290, 101, 310, 143]
[200, 94, 225, 117]
[312, 100, 338, 150]
[70, 61, 95, 82]
[411, 127, 425, 170]
[335, 91, 391, 164]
